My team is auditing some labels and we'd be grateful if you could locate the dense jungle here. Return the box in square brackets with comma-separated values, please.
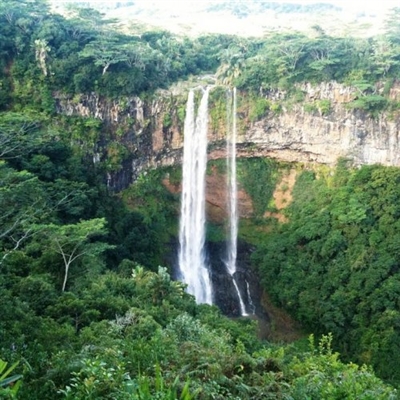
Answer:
[2, 0, 400, 398]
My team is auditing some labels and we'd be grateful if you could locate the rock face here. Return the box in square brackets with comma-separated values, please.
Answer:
[242, 82, 400, 167]
[205, 166, 254, 222]
[207, 240, 266, 318]
[55, 81, 400, 193]
[55, 91, 183, 190]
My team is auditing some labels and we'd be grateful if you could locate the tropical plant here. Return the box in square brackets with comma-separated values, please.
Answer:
[0, 359, 22, 398]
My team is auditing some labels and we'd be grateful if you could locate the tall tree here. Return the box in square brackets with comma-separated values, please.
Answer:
[79, 35, 127, 75]
[36, 218, 112, 291]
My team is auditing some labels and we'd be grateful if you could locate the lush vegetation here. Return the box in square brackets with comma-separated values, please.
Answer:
[1, 0, 400, 398]
[214, 8, 400, 115]
[253, 160, 400, 386]
[237, 158, 282, 218]
[0, 0, 226, 107]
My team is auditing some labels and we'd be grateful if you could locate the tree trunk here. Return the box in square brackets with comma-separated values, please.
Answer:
[102, 63, 110, 75]
[62, 262, 70, 292]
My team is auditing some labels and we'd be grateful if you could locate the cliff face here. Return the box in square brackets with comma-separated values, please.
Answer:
[240, 82, 400, 166]
[55, 81, 400, 191]
[55, 91, 183, 190]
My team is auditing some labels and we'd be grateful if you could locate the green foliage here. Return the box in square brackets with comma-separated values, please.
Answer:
[209, 86, 229, 134]
[1, 2, 400, 398]
[304, 102, 318, 113]
[254, 162, 400, 385]
[34, 218, 111, 291]
[121, 169, 179, 242]
[162, 113, 173, 129]
[316, 99, 331, 115]
[104, 141, 129, 172]
[0, 112, 43, 158]
[234, 26, 400, 98]
[237, 158, 281, 217]
[287, 334, 398, 399]
[0, 358, 22, 399]
[206, 221, 226, 242]
[270, 101, 282, 114]
[384, 7, 400, 46]
[60, 358, 194, 400]
[79, 36, 128, 76]
[66, 116, 102, 154]
[57, 270, 396, 400]
[347, 95, 388, 116]
[59, 357, 128, 399]
[248, 97, 270, 122]
[0, 0, 226, 107]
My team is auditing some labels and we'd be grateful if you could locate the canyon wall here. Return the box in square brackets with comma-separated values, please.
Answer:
[55, 81, 400, 191]
[240, 82, 400, 166]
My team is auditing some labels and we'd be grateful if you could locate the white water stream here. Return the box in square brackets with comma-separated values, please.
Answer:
[225, 88, 247, 316]
[178, 88, 212, 304]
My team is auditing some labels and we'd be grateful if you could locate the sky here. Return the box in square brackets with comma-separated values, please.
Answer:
[57, 0, 399, 37]
[304, 0, 396, 12]
[64, 0, 399, 14]
[129, 0, 398, 11]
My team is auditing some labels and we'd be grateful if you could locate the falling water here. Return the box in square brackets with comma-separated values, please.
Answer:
[246, 280, 256, 314]
[178, 88, 212, 304]
[225, 88, 247, 316]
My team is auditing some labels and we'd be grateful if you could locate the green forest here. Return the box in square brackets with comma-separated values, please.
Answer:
[1, 0, 400, 398]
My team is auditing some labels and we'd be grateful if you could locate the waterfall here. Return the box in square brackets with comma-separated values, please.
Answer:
[178, 88, 212, 304]
[225, 88, 247, 316]
[246, 280, 256, 314]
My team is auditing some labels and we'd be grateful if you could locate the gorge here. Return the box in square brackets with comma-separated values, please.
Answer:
[54, 80, 400, 319]
[4, 2, 400, 397]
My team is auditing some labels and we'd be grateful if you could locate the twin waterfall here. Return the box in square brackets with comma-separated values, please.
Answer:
[178, 87, 253, 315]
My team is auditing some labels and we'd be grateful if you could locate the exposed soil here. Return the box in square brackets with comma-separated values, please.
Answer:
[264, 169, 297, 223]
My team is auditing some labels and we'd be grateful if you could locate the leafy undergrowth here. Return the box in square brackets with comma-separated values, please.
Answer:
[3, 266, 395, 400]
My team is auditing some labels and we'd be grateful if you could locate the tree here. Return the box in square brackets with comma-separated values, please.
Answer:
[216, 45, 246, 85]
[79, 34, 127, 75]
[384, 7, 400, 45]
[0, 112, 40, 159]
[371, 36, 399, 77]
[0, 163, 48, 266]
[122, 42, 149, 70]
[275, 33, 307, 72]
[37, 218, 112, 291]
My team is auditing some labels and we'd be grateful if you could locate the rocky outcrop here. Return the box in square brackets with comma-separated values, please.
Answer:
[205, 166, 254, 222]
[55, 81, 400, 191]
[55, 91, 184, 190]
[241, 82, 400, 167]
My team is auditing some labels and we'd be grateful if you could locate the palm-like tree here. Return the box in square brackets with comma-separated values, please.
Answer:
[216, 45, 247, 86]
